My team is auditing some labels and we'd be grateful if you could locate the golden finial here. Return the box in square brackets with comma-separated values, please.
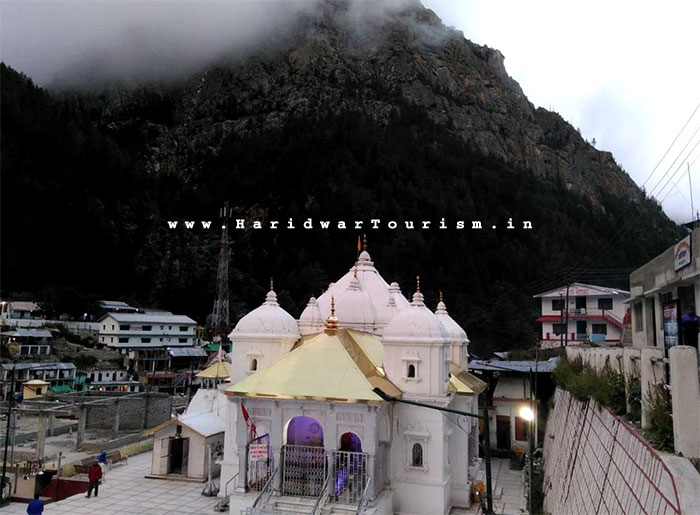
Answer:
[363, 233, 367, 252]
[270, 277, 274, 291]
[439, 289, 443, 303]
[325, 296, 339, 334]
[416, 275, 421, 293]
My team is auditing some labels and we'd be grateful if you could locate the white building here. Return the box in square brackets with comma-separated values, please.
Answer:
[1, 328, 53, 356]
[219, 250, 486, 515]
[98, 312, 199, 391]
[534, 283, 630, 348]
[98, 312, 197, 348]
[79, 368, 140, 392]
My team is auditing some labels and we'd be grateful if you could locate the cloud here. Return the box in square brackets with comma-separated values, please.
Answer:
[1, 1, 323, 88]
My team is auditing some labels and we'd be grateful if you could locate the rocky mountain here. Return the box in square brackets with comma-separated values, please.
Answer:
[1, 0, 682, 352]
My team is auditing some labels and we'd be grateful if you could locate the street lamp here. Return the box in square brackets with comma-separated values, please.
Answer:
[372, 387, 494, 515]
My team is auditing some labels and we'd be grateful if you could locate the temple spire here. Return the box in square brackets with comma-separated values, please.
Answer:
[325, 296, 339, 334]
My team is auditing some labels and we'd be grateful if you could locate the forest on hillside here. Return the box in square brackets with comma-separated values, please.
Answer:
[0, 63, 683, 353]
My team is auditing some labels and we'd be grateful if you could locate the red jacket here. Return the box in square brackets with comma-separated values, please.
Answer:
[88, 463, 103, 482]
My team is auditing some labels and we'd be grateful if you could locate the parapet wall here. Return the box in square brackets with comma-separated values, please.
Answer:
[543, 388, 682, 515]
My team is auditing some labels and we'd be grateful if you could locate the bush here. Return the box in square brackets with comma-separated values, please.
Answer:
[644, 383, 674, 451]
[626, 373, 642, 423]
[553, 357, 630, 416]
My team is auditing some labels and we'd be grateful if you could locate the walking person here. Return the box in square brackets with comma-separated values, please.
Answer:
[26, 493, 44, 515]
[86, 461, 103, 498]
[681, 305, 700, 351]
[97, 449, 108, 482]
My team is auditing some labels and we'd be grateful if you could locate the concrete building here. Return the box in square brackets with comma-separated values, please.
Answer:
[220, 249, 487, 515]
[147, 411, 226, 480]
[0, 301, 42, 322]
[1, 362, 76, 400]
[77, 368, 141, 392]
[1, 328, 53, 356]
[534, 283, 629, 348]
[469, 358, 559, 454]
[629, 228, 700, 351]
[98, 311, 200, 391]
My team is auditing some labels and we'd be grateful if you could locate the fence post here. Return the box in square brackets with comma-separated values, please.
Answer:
[641, 347, 665, 429]
[668, 346, 700, 458]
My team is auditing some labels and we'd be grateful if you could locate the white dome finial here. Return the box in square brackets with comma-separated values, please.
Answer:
[412, 276, 425, 306]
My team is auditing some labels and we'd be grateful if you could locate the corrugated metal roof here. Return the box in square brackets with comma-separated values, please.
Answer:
[468, 357, 560, 373]
[8, 301, 40, 311]
[99, 300, 135, 309]
[146, 411, 225, 438]
[1, 329, 53, 338]
[169, 347, 206, 357]
[99, 312, 196, 324]
[2, 362, 76, 371]
[493, 375, 532, 400]
[534, 283, 630, 298]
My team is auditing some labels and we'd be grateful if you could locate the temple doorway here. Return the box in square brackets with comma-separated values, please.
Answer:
[281, 416, 326, 497]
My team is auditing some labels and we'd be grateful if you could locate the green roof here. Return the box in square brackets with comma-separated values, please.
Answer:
[49, 385, 72, 393]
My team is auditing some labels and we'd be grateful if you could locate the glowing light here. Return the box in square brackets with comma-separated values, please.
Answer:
[520, 406, 535, 422]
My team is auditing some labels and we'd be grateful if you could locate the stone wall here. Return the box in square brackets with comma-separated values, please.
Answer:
[85, 393, 171, 430]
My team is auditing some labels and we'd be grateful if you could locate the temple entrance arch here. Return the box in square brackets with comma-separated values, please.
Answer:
[281, 416, 327, 497]
[332, 432, 367, 504]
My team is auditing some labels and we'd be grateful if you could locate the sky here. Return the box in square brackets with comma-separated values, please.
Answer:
[2, 0, 699, 223]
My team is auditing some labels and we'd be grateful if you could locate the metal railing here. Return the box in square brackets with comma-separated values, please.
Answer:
[248, 467, 277, 515]
[544, 388, 682, 515]
[355, 476, 372, 515]
[281, 445, 327, 498]
[311, 472, 332, 515]
[330, 450, 368, 504]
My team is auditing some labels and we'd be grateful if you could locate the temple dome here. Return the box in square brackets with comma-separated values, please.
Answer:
[435, 298, 469, 344]
[299, 296, 324, 336]
[382, 289, 448, 344]
[230, 289, 300, 341]
[314, 250, 410, 333]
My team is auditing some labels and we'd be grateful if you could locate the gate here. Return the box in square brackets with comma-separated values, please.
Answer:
[330, 450, 368, 504]
[246, 434, 273, 492]
[281, 445, 327, 497]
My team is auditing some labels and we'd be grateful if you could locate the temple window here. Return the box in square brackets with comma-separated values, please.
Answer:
[411, 443, 423, 467]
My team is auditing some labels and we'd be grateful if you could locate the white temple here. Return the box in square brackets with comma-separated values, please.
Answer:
[218, 247, 486, 514]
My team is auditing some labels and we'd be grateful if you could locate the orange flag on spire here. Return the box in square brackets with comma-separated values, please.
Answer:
[357, 235, 361, 255]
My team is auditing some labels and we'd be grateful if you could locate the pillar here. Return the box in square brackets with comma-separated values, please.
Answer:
[48, 414, 56, 437]
[669, 346, 700, 458]
[142, 394, 150, 429]
[622, 348, 640, 414]
[112, 400, 121, 439]
[36, 415, 47, 458]
[640, 347, 665, 429]
[76, 406, 87, 450]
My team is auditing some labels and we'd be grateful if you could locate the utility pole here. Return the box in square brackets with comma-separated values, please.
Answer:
[1, 365, 16, 506]
[210, 204, 231, 342]
[528, 368, 535, 514]
[559, 292, 564, 349]
[689, 163, 695, 223]
[564, 281, 570, 347]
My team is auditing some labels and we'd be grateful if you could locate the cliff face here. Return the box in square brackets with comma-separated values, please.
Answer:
[1, 1, 681, 351]
[123, 0, 639, 208]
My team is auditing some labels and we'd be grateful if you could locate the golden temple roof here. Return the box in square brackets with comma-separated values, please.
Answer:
[448, 361, 487, 396]
[226, 329, 401, 404]
[196, 361, 231, 379]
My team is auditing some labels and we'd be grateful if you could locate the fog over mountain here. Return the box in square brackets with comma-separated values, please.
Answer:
[2, 0, 433, 89]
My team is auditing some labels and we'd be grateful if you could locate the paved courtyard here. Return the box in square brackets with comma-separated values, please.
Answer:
[453, 457, 528, 515]
[4, 451, 221, 515]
